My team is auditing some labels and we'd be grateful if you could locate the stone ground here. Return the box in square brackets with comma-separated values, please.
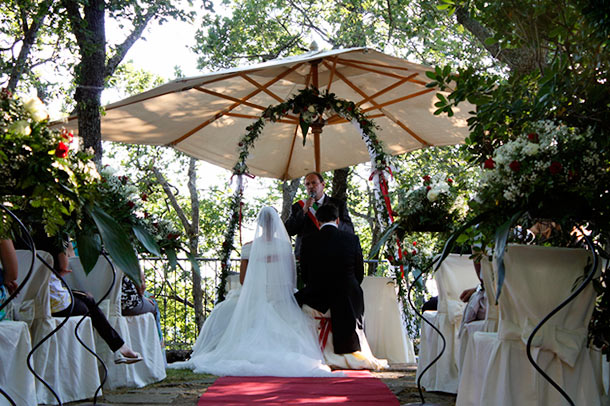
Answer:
[69, 363, 456, 406]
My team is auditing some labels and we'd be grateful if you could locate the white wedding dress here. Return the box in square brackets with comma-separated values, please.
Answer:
[169, 207, 332, 377]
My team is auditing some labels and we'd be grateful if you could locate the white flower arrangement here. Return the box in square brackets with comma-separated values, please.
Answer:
[475, 119, 603, 215]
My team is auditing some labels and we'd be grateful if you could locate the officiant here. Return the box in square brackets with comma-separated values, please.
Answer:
[284, 171, 354, 260]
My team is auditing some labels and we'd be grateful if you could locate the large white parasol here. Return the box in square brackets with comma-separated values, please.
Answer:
[61, 48, 472, 180]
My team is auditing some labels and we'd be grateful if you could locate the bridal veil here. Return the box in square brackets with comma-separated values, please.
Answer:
[170, 206, 331, 376]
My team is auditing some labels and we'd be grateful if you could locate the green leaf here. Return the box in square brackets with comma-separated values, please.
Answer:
[186, 252, 201, 276]
[484, 37, 497, 46]
[88, 205, 142, 286]
[166, 248, 178, 271]
[133, 224, 161, 256]
[369, 221, 400, 258]
[493, 210, 524, 302]
[300, 119, 310, 146]
[75, 231, 101, 275]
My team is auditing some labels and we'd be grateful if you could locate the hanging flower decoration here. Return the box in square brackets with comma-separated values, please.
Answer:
[217, 87, 396, 301]
[231, 87, 389, 177]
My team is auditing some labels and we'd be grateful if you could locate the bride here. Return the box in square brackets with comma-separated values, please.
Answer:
[169, 206, 332, 376]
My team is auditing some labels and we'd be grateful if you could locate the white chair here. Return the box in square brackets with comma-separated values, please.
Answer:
[66, 256, 166, 389]
[416, 253, 480, 393]
[361, 276, 416, 363]
[0, 320, 37, 406]
[13, 250, 101, 404]
[457, 259, 499, 374]
[456, 244, 605, 406]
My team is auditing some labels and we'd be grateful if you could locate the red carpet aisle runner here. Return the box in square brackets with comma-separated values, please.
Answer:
[198, 370, 399, 406]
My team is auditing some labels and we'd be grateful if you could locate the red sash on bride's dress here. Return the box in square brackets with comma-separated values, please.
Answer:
[297, 200, 320, 230]
[314, 316, 332, 350]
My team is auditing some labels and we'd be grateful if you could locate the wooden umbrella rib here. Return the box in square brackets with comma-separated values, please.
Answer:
[336, 57, 414, 73]
[170, 62, 305, 146]
[331, 67, 430, 146]
[325, 113, 384, 125]
[281, 123, 301, 180]
[225, 112, 298, 124]
[356, 73, 419, 108]
[380, 107, 430, 146]
[361, 88, 435, 113]
[326, 56, 339, 92]
[282, 72, 312, 179]
[240, 74, 285, 103]
[334, 59, 410, 81]
[194, 87, 267, 111]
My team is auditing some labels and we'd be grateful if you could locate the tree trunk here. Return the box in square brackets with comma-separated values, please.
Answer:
[330, 167, 349, 201]
[71, 0, 106, 163]
[280, 178, 301, 222]
[455, 6, 544, 74]
[153, 161, 205, 330]
[187, 158, 204, 331]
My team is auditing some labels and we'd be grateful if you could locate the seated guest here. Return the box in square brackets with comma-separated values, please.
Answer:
[15, 226, 143, 364]
[51, 265, 143, 364]
[121, 268, 164, 348]
[459, 261, 486, 326]
[0, 239, 19, 320]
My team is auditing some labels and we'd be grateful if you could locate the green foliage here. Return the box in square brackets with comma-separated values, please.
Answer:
[432, 0, 610, 356]
[192, 0, 491, 71]
[0, 90, 98, 239]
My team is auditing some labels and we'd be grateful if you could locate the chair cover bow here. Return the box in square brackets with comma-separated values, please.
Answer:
[500, 319, 586, 367]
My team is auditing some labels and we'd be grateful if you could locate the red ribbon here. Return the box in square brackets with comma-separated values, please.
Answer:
[239, 201, 243, 246]
[372, 171, 404, 279]
[315, 316, 332, 350]
[297, 200, 320, 229]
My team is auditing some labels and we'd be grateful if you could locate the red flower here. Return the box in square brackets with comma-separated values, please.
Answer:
[61, 129, 74, 142]
[412, 241, 417, 246]
[422, 175, 431, 182]
[426, 185, 432, 190]
[167, 233, 179, 240]
[527, 132, 539, 142]
[55, 141, 69, 158]
[143, 211, 150, 218]
[126, 201, 135, 209]
[483, 158, 495, 169]
[412, 249, 417, 255]
[549, 161, 563, 175]
[140, 193, 148, 201]
[509, 160, 521, 172]
[447, 178, 453, 184]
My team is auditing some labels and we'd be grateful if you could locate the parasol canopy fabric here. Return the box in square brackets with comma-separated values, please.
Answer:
[61, 48, 472, 180]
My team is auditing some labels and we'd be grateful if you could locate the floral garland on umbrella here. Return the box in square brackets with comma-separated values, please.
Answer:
[216, 86, 394, 301]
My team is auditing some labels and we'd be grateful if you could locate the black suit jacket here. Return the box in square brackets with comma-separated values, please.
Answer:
[295, 225, 364, 354]
[284, 194, 354, 258]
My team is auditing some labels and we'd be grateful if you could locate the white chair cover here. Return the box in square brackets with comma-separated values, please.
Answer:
[416, 254, 480, 393]
[457, 259, 499, 374]
[456, 244, 604, 406]
[13, 250, 101, 404]
[66, 256, 166, 389]
[361, 276, 416, 363]
[0, 320, 37, 406]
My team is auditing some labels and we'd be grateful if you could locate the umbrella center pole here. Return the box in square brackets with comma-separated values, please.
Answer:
[311, 121, 323, 173]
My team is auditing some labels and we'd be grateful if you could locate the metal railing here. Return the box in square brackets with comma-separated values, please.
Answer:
[140, 257, 391, 350]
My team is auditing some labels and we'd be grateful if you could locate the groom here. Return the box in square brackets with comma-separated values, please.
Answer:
[295, 204, 365, 354]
